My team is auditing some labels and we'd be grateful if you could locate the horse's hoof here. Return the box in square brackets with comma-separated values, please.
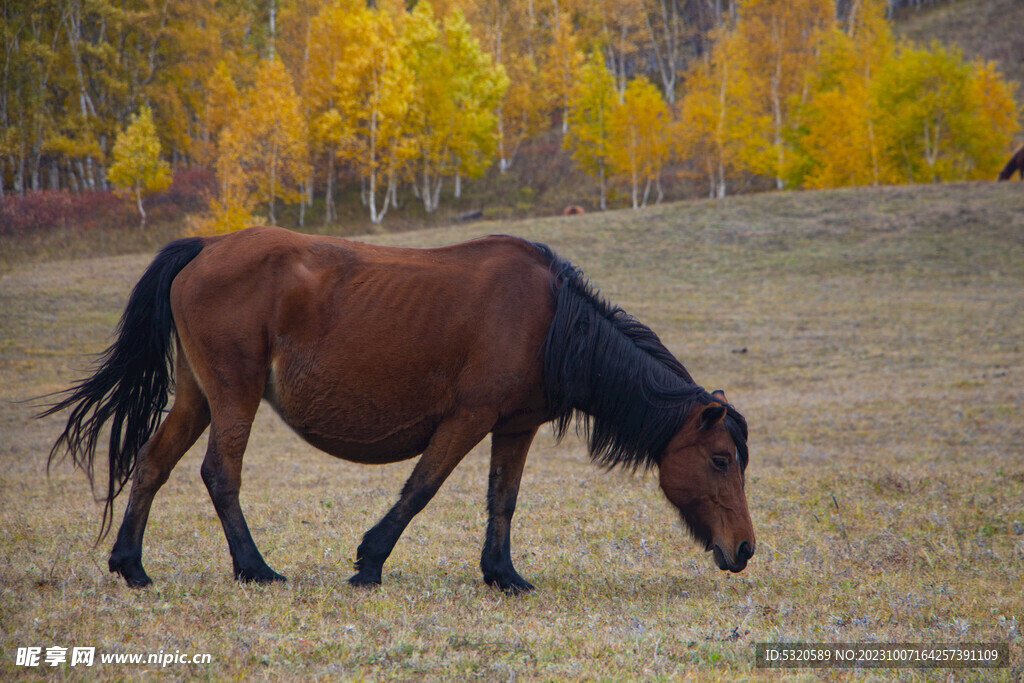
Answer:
[110, 557, 153, 588]
[501, 580, 535, 595]
[348, 570, 382, 587]
[237, 567, 287, 584]
[123, 573, 154, 588]
[484, 571, 535, 595]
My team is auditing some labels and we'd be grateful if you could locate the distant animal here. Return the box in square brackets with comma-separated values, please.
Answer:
[455, 209, 483, 222]
[997, 145, 1024, 181]
[42, 227, 754, 592]
[562, 205, 586, 216]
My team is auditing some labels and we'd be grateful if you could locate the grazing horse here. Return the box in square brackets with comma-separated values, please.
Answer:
[43, 227, 754, 593]
[998, 145, 1024, 181]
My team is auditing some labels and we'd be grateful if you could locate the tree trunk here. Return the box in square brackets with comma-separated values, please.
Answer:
[325, 153, 336, 223]
[432, 175, 442, 211]
[388, 171, 398, 209]
[136, 183, 147, 230]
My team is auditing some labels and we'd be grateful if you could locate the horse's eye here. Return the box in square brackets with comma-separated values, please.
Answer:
[712, 456, 729, 472]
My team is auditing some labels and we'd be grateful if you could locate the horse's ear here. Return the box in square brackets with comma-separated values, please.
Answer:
[711, 389, 728, 403]
[700, 403, 727, 431]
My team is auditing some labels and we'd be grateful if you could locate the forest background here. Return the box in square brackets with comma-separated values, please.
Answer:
[1, 0, 1022, 237]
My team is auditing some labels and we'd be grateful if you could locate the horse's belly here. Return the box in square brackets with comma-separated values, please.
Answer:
[267, 395, 440, 464]
[295, 418, 438, 464]
[263, 366, 443, 464]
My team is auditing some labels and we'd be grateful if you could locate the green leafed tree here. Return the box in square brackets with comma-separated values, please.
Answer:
[107, 105, 171, 229]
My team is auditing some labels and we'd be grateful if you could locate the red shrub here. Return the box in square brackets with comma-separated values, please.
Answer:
[0, 169, 214, 237]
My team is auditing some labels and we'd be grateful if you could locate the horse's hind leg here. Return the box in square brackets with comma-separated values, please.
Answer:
[109, 348, 210, 587]
[200, 395, 285, 584]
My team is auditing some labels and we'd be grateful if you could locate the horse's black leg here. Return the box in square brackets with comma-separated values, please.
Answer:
[109, 352, 210, 587]
[481, 428, 537, 594]
[349, 413, 494, 587]
[201, 405, 285, 584]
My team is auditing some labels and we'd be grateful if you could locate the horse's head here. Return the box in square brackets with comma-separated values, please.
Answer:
[658, 390, 755, 573]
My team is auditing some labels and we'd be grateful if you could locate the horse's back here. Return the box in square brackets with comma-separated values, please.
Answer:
[170, 227, 555, 462]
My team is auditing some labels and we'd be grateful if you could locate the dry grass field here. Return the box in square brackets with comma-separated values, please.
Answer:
[2, 181, 1023, 680]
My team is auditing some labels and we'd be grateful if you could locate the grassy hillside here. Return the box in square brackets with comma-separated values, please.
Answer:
[1, 182, 1023, 679]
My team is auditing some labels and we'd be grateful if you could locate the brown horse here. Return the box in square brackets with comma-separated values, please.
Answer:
[43, 227, 754, 593]
[998, 145, 1024, 181]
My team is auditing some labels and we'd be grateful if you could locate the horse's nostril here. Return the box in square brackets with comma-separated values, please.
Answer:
[737, 540, 754, 562]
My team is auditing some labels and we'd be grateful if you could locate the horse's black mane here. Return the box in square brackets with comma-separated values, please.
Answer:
[532, 241, 748, 471]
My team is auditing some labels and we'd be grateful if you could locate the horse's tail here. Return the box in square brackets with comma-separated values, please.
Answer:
[39, 237, 205, 541]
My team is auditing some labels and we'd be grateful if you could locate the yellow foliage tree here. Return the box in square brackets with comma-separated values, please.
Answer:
[212, 57, 309, 231]
[497, 52, 549, 171]
[564, 51, 617, 210]
[107, 105, 171, 229]
[675, 28, 758, 199]
[782, 0, 1018, 188]
[308, 0, 412, 224]
[873, 41, 1021, 182]
[457, 0, 554, 171]
[608, 77, 671, 209]
[789, 0, 895, 188]
[579, 0, 648, 96]
[729, 0, 834, 188]
[542, 11, 584, 134]
[306, 0, 373, 223]
[404, 2, 507, 212]
[200, 61, 240, 161]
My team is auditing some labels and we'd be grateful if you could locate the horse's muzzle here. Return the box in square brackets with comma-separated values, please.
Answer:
[711, 540, 755, 573]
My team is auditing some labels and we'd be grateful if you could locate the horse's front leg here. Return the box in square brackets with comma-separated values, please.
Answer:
[481, 428, 538, 594]
[349, 412, 495, 587]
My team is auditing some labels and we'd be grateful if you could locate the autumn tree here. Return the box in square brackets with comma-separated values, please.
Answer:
[728, 0, 834, 188]
[306, 0, 367, 223]
[542, 11, 585, 134]
[108, 105, 171, 229]
[457, 0, 551, 171]
[200, 61, 240, 163]
[403, 2, 507, 212]
[564, 51, 617, 210]
[608, 77, 672, 208]
[579, 0, 649, 97]
[787, 0, 895, 188]
[321, 0, 412, 224]
[214, 56, 309, 230]
[643, 0, 694, 103]
[0, 0, 264, 194]
[873, 41, 1020, 182]
[675, 25, 758, 199]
